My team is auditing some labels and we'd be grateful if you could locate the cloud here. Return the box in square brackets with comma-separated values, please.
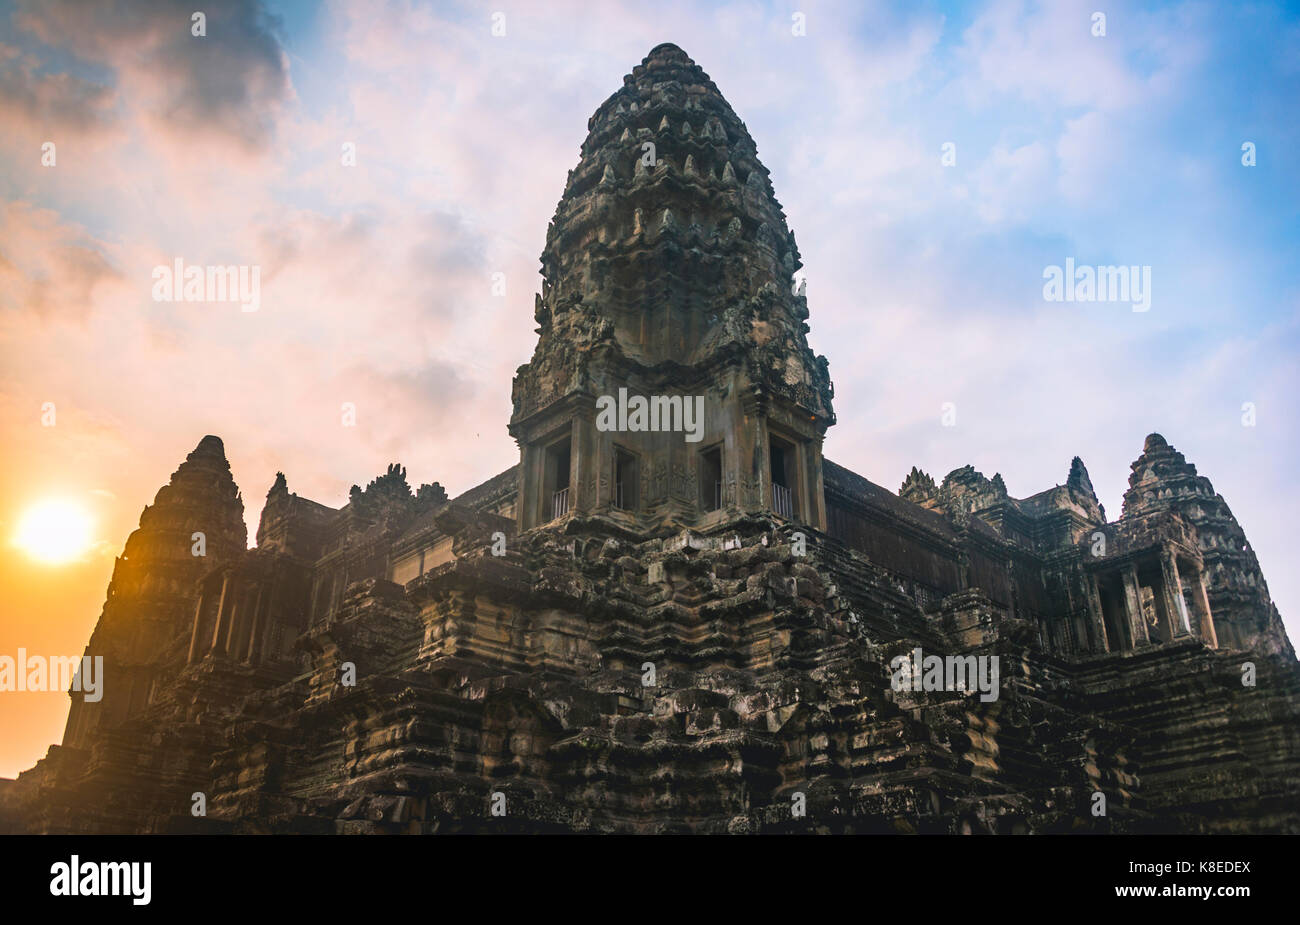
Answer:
[956, 0, 1146, 111]
[970, 140, 1054, 223]
[13, 0, 292, 152]
[0, 42, 119, 142]
[0, 202, 125, 320]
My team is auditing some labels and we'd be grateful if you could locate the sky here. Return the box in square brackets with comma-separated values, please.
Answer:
[0, 0, 1297, 777]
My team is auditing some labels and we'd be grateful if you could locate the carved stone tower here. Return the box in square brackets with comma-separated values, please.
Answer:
[62, 436, 246, 747]
[1122, 433, 1293, 657]
[509, 43, 835, 535]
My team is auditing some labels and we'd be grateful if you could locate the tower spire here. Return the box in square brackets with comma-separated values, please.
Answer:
[1122, 434, 1292, 656]
[62, 436, 246, 748]
[509, 45, 833, 533]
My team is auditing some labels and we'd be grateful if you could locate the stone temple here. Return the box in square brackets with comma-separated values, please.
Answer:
[3, 44, 1297, 834]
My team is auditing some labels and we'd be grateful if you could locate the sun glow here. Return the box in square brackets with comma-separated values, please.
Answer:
[14, 499, 94, 564]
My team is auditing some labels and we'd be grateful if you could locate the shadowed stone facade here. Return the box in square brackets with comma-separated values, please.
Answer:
[2, 44, 1297, 835]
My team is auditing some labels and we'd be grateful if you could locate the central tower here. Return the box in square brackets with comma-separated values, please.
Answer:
[510, 43, 835, 534]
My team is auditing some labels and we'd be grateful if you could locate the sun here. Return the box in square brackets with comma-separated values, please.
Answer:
[14, 499, 94, 565]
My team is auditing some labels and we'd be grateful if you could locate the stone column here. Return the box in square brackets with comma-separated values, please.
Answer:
[1123, 566, 1150, 647]
[572, 413, 595, 515]
[220, 592, 240, 655]
[245, 585, 267, 663]
[1195, 570, 1218, 648]
[208, 573, 231, 653]
[187, 594, 207, 664]
[594, 428, 612, 513]
[1160, 551, 1191, 637]
[807, 436, 828, 532]
[789, 437, 814, 527]
[748, 413, 764, 517]
[517, 443, 541, 530]
[1085, 575, 1111, 654]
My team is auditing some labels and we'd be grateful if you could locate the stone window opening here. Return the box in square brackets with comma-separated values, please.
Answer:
[544, 437, 572, 521]
[770, 434, 796, 518]
[1137, 564, 1172, 644]
[614, 447, 638, 511]
[1097, 573, 1131, 652]
[699, 446, 722, 512]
